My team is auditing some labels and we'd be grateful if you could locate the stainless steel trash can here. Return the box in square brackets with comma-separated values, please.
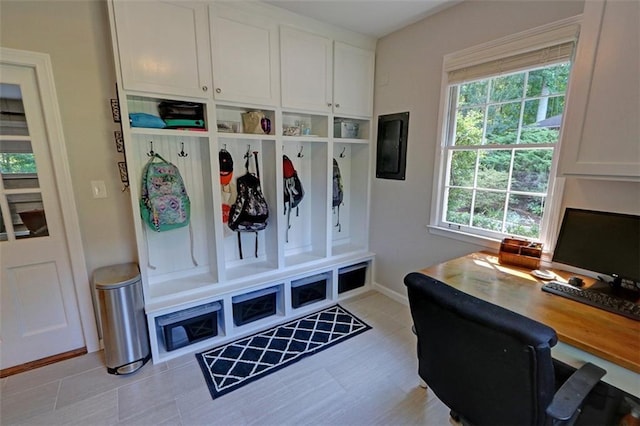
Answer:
[94, 263, 150, 375]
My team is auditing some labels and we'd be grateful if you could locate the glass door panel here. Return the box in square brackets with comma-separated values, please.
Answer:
[0, 83, 48, 240]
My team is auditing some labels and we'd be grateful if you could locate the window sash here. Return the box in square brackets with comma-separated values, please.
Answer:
[432, 17, 580, 246]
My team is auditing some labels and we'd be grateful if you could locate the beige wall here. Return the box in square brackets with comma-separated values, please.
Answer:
[1, 1, 137, 284]
[2, 0, 637, 307]
[370, 0, 639, 296]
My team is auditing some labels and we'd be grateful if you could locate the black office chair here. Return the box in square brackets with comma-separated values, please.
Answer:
[404, 272, 607, 426]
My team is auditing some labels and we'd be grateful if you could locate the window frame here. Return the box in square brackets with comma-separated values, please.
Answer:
[429, 16, 581, 252]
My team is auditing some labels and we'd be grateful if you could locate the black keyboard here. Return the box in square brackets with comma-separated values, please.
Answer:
[541, 281, 640, 321]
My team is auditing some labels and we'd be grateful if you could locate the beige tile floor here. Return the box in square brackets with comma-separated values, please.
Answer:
[0, 291, 451, 426]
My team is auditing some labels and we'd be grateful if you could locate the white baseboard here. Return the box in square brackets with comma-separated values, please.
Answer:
[372, 281, 409, 306]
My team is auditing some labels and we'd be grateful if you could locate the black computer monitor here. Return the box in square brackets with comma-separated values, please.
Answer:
[552, 208, 640, 293]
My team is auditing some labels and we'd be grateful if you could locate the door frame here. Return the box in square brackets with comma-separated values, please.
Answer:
[1, 47, 99, 353]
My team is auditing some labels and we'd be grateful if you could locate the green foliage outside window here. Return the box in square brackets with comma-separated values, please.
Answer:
[444, 62, 570, 239]
[0, 153, 37, 174]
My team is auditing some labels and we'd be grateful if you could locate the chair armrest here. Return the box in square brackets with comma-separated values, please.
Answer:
[546, 362, 606, 422]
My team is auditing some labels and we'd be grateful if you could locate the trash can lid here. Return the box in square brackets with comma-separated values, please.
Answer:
[94, 263, 140, 289]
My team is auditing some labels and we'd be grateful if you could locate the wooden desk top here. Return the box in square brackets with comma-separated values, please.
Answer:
[419, 251, 640, 373]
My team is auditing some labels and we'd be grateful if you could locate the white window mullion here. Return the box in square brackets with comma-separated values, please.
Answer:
[517, 72, 528, 144]
[498, 149, 514, 234]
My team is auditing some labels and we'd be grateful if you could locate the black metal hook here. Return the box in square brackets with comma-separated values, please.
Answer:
[147, 141, 155, 157]
[297, 146, 304, 158]
[339, 147, 346, 158]
[178, 142, 188, 157]
[244, 144, 251, 159]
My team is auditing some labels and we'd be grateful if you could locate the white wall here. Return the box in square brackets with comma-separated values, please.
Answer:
[0, 0, 138, 284]
[371, 0, 599, 297]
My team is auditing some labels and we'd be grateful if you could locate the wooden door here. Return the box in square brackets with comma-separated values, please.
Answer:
[210, 4, 279, 106]
[0, 60, 86, 371]
[280, 27, 333, 113]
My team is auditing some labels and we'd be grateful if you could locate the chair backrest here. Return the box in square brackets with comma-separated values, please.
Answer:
[404, 272, 559, 426]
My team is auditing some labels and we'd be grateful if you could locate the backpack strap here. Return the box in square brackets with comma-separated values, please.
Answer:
[143, 214, 198, 267]
[142, 226, 157, 270]
[236, 232, 259, 259]
[149, 152, 169, 164]
[285, 194, 292, 243]
[253, 151, 260, 178]
[188, 222, 198, 266]
[254, 232, 258, 258]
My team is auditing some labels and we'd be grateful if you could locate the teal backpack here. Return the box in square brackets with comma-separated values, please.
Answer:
[140, 153, 197, 267]
[140, 154, 190, 232]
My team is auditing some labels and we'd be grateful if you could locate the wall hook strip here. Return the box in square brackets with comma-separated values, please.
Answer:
[340, 147, 346, 158]
[297, 146, 304, 158]
[147, 141, 155, 157]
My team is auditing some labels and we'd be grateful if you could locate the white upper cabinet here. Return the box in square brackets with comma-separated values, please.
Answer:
[111, 1, 212, 98]
[333, 42, 375, 117]
[210, 4, 280, 106]
[280, 27, 333, 113]
[559, 0, 640, 179]
[280, 27, 375, 117]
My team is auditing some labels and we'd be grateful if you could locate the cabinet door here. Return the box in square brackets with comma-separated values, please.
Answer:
[333, 42, 375, 117]
[112, 1, 212, 98]
[280, 27, 333, 113]
[210, 5, 279, 106]
[559, 0, 640, 178]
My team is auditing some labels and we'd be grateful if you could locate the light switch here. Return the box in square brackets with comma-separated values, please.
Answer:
[91, 180, 107, 199]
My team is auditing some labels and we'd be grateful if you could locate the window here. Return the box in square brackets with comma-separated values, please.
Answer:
[431, 20, 580, 245]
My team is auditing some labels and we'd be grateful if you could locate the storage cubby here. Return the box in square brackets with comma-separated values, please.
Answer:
[291, 272, 330, 308]
[333, 117, 370, 140]
[282, 111, 329, 138]
[215, 104, 276, 137]
[338, 261, 369, 294]
[218, 137, 279, 280]
[130, 133, 218, 287]
[127, 95, 208, 132]
[331, 143, 371, 256]
[282, 140, 328, 267]
[156, 301, 222, 352]
[232, 284, 283, 327]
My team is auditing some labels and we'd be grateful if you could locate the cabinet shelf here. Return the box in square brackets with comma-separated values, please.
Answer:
[334, 138, 369, 145]
[215, 104, 275, 137]
[282, 135, 328, 143]
[282, 111, 329, 138]
[127, 95, 208, 133]
[334, 117, 370, 140]
[131, 128, 210, 138]
[217, 132, 276, 141]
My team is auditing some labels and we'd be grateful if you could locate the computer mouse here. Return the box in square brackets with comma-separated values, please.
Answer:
[568, 276, 584, 287]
